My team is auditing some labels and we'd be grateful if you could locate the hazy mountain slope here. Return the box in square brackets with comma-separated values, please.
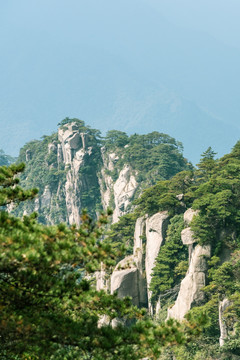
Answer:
[0, 0, 239, 163]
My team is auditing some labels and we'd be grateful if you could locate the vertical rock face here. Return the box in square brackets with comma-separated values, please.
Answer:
[168, 209, 210, 320]
[23, 122, 101, 225]
[17, 122, 191, 226]
[168, 244, 211, 320]
[58, 124, 86, 224]
[25, 149, 32, 162]
[110, 212, 169, 313]
[133, 216, 146, 257]
[145, 212, 169, 314]
[99, 151, 116, 211]
[111, 256, 141, 306]
[48, 142, 57, 154]
[99, 149, 138, 223]
[219, 298, 231, 346]
[112, 166, 138, 223]
[133, 216, 148, 307]
[58, 124, 97, 225]
[110, 216, 148, 308]
[17, 124, 141, 225]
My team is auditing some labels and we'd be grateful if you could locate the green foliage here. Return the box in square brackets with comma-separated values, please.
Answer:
[0, 149, 15, 166]
[15, 119, 104, 223]
[135, 142, 240, 250]
[134, 170, 194, 216]
[130, 142, 240, 359]
[0, 163, 38, 206]
[14, 122, 192, 225]
[121, 132, 191, 185]
[107, 212, 139, 257]
[0, 164, 192, 360]
[104, 130, 129, 149]
[196, 146, 217, 181]
[103, 131, 192, 195]
[150, 215, 188, 305]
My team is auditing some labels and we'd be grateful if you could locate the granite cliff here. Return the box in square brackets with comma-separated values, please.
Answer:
[14, 118, 190, 225]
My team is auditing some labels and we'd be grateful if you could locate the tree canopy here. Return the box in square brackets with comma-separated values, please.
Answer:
[0, 163, 194, 360]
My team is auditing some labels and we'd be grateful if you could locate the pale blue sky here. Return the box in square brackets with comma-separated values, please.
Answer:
[148, 0, 240, 49]
[0, 1, 239, 163]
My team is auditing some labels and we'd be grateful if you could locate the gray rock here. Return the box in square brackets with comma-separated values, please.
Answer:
[184, 208, 199, 225]
[110, 216, 148, 309]
[145, 211, 169, 314]
[111, 256, 140, 306]
[176, 193, 184, 201]
[181, 227, 196, 245]
[133, 216, 146, 259]
[48, 142, 57, 154]
[68, 132, 81, 149]
[112, 165, 138, 223]
[25, 149, 32, 162]
[57, 123, 95, 225]
[57, 144, 63, 163]
[219, 298, 231, 346]
[41, 185, 51, 208]
[168, 244, 211, 320]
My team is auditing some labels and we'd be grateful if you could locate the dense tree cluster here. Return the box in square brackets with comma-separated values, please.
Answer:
[132, 142, 240, 359]
[0, 163, 197, 360]
[2, 122, 240, 359]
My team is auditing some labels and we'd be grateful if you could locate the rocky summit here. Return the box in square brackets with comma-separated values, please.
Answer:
[14, 118, 190, 225]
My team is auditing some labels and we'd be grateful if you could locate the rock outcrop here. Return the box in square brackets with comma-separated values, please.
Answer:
[16, 121, 191, 226]
[112, 166, 138, 223]
[110, 212, 169, 314]
[111, 216, 148, 308]
[25, 149, 32, 162]
[58, 124, 92, 225]
[219, 298, 231, 346]
[168, 244, 211, 320]
[168, 209, 210, 320]
[99, 149, 138, 223]
[145, 212, 169, 314]
[111, 256, 141, 306]
[183, 208, 199, 225]
[20, 122, 102, 225]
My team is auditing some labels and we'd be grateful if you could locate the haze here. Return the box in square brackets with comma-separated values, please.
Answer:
[0, 0, 239, 163]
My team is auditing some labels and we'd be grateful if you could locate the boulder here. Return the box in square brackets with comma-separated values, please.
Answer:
[184, 208, 199, 225]
[181, 227, 196, 245]
[111, 255, 140, 306]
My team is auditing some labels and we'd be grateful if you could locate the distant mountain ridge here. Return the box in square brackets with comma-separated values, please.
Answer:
[1, 0, 240, 163]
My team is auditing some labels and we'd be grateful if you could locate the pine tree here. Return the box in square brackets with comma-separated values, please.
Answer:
[0, 163, 188, 360]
